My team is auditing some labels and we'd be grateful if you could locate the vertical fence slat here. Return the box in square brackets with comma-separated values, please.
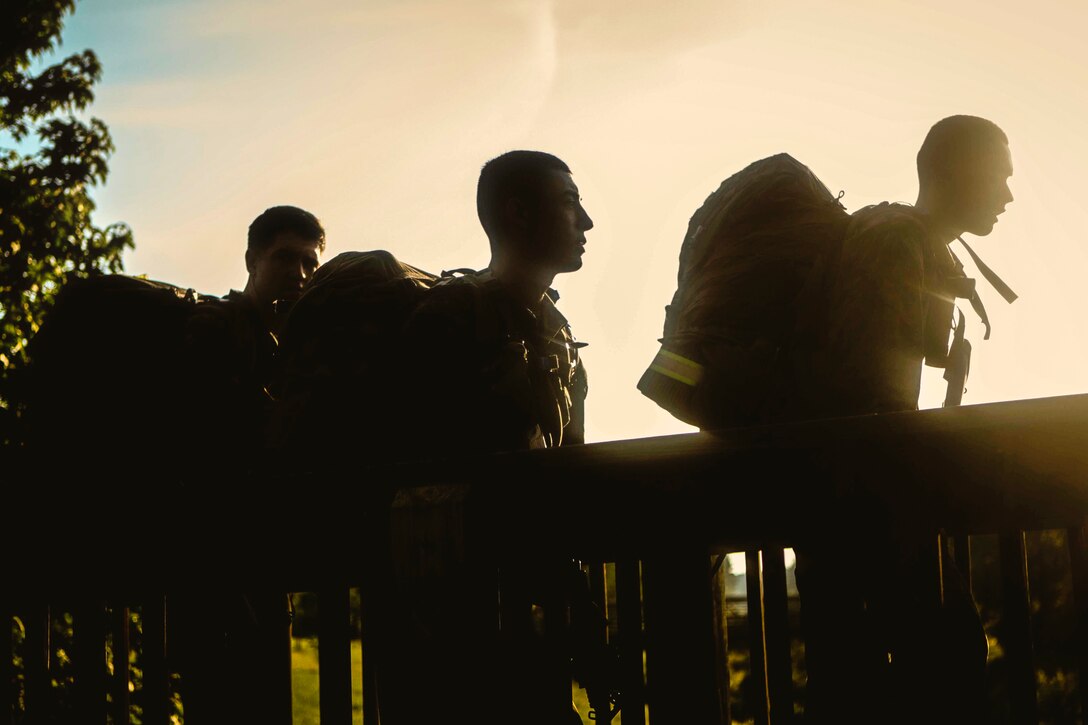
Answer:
[614, 559, 645, 725]
[762, 547, 794, 724]
[642, 546, 719, 724]
[22, 603, 49, 724]
[583, 560, 616, 722]
[318, 588, 352, 725]
[998, 531, 1038, 724]
[745, 550, 770, 725]
[277, 596, 294, 725]
[258, 594, 294, 725]
[141, 597, 168, 725]
[588, 562, 607, 626]
[0, 601, 11, 725]
[710, 555, 731, 725]
[110, 604, 130, 725]
[951, 534, 973, 596]
[1067, 521, 1088, 724]
[463, 490, 501, 722]
[73, 600, 107, 724]
[358, 585, 380, 725]
[542, 561, 574, 720]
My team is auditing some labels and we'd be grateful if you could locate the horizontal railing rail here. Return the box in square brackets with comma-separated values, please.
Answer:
[3, 393, 1088, 723]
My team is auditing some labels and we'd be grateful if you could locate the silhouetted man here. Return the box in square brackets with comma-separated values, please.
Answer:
[404, 150, 591, 453]
[209, 204, 324, 400]
[177, 205, 325, 725]
[235, 205, 324, 335]
[381, 150, 594, 724]
[800, 116, 1013, 418]
[184, 206, 325, 457]
[797, 116, 1013, 724]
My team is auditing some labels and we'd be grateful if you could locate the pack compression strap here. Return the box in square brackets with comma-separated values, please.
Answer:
[956, 236, 1019, 304]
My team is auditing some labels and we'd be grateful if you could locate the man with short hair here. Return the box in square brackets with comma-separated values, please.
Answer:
[381, 151, 595, 724]
[190, 205, 326, 443]
[797, 116, 1014, 723]
[237, 204, 325, 337]
[803, 115, 1013, 418]
[177, 204, 325, 724]
[404, 150, 592, 453]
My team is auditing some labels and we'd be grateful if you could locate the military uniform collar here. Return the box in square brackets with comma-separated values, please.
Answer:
[472, 269, 572, 341]
[537, 288, 571, 340]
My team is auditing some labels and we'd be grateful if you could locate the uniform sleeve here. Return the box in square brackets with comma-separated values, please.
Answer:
[821, 219, 928, 415]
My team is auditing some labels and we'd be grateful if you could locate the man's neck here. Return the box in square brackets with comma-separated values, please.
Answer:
[240, 283, 277, 334]
[913, 193, 962, 246]
[488, 249, 556, 310]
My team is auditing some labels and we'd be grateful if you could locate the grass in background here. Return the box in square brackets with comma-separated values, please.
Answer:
[290, 636, 611, 724]
[291, 637, 364, 725]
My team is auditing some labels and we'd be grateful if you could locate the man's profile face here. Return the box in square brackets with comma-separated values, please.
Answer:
[245, 231, 321, 308]
[950, 142, 1014, 237]
[520, 169, 594, 275]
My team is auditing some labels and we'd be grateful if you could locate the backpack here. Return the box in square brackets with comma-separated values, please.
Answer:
[637, 153, 850, 429]
[20, 274, 225, 461]
[269, 250, 443, 458]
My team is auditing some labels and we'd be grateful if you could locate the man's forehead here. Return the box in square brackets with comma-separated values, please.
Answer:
[268, 231, 321, 252]
[950, 143, 1012, 182]
[975, 142, 1013, 177]
[999, 143, 1014, 176]
[546, 170, 579, 195]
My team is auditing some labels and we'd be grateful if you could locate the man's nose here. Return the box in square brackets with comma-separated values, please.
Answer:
[580, 207, 594, 231]
[292, 260, 309, 282]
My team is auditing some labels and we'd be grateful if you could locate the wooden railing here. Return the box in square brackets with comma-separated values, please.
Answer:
[4, 393, 1088, 723]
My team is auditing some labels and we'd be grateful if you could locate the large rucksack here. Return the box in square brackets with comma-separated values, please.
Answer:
[269, 250, 442, 460]
[20, 274, 227, 462]
[637, 153, 851, 429]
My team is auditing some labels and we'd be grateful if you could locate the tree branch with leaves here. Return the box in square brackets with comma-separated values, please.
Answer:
[0, 0, 133, 414]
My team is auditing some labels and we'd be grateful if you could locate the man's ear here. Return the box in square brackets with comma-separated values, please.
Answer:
[503, 196, 531, 233]
[245, 247, 258, 275]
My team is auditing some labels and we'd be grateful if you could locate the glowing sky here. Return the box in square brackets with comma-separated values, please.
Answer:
[50, 0, 1088, 442]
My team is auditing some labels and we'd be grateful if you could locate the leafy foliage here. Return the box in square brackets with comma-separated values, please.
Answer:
[0, 0, 133, 391]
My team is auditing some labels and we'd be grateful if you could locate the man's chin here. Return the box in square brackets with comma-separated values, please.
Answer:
[274, 293, 302, 308]
[561, 257, 584, 273]
[965, 218, 998, 237]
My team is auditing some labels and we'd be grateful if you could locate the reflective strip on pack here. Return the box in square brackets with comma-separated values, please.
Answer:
[648, 348, 705, 387]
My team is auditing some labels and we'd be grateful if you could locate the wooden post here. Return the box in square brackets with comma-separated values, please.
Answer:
[642, 546, 719, 724]
[950, 535, 973, 596]
[1067, 520, 1088, 725]
[0, 600, 12, 725]
[140, 597, 169, 725]
[745, 550, 770, 725]
[110, 604, 131, 725]
[998, 532, 1038, 724]
[762, 547, 794, 724]
[22, 604, 49, 725]
[588, 561, 608, 628]
[614, 559, 646, 725]
[318, 588, 353, 725]
[710, 555, 730, 725]
[542, 560, 575, 720]
[358, 584, 380, 725]
[72, 600, 107, 724]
